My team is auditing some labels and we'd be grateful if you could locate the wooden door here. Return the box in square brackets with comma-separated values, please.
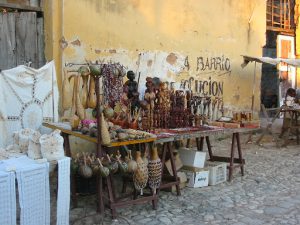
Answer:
[0, 12, 45, 70]
[277, 35, 295, 105]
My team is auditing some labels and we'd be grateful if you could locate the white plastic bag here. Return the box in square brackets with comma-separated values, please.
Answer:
[40, 129, 64, 161]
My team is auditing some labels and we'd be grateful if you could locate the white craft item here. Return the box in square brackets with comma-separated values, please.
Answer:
[16, 162, 50, 225]
[40, 130, 64, 161]
[56, 157, 70, 225]
[13, 131, 20, 145]
[0, 61, 59, 148]
[18, 128, 35, 153]
[27, 131, 42, 160]
[0, 171, 16, 225]
[0, 148, 9, 160]
[5, 144, 23, 158]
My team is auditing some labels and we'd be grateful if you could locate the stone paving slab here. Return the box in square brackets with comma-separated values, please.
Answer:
[59, 133, 300, 225]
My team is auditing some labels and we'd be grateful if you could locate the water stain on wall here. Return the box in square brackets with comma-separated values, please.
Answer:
[87, 0, 128, 14]
[147, 59, 153, 67]
[71, 39, 81, 46]
[59, 37, 68, 50]
[166, 53, 177, 65]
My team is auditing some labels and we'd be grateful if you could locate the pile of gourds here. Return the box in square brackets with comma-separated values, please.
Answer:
[70, 150, 141, 178]
[62, 63, 126, 130]
[79, 117, 156, 143]
[71, 147, 162, 195]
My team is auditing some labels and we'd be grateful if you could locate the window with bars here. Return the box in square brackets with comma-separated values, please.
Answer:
[266, 0, 296, 34]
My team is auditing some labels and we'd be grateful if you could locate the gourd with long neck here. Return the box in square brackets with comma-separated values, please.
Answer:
[148, 146, 162, 194]
[87, 75, 97, 109]
[81, 74, 89, 109]
[62, 69, 72, 111]
[75, 75, 86, 120]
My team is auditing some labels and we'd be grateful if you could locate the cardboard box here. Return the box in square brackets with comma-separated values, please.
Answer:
[205, 161, 227, 185]
[165, 153, 183, 176]
[181, 166, 209, 188]
[178, 147, 206, 168]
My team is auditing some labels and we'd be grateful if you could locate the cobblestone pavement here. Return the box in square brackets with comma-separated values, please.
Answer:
[67, 133, 300, 225]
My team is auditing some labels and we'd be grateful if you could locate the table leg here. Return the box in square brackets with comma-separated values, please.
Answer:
[62, 133, 71, 157]
[168, 142, 181, 196]
[186, 139, 191, 148]
[157, 143, 167, 195]
[196, 137, 204, 151]
[62, 133, 78, 208]
[229, 134, 236, 181]
[160, 143, 167, 174]
[283, 112, 294, 147]
[205, 136, 214, 160]
[96, 176, 104, 214]
[236, 133, 244, 176]
[158, 142, 180, 196]
[106, 175, 117, 219]
[294, 112, 299, 145]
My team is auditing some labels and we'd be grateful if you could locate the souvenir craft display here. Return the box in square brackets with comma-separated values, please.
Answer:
[79, 118, 155, 143]
[133, 151, 149, 195]
[190, 96, 224, 126]
[62, 62, 126, 130]
[102, 63, 126, 108]
[148, 146, 162, 194]
[141, 77, 156, 130]
[124, 70, 140, 113]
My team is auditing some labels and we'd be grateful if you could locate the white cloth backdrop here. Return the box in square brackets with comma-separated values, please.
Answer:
[0, 61, 59, 148]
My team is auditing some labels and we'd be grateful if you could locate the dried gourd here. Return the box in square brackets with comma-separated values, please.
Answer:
[89, 65, 102, 77]
[133, 151, 148, 195]
[70, 156, 79, 174]
[127, 150, 137, 173]
[79, 153, 93, 178]
[96, 158, 109, 177]
[148, 147, 162, 194]
[87, 76, 97, 109]
[62, 69, 73, 110]
[100, 113, 111, 145]
[116, 154, 128, 173]
[81, 74, 89, 109]
[74, 76, 86, 120]
[106, 154, 118, 174]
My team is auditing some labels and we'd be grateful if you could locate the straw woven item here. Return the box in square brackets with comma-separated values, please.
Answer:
[133, 151, 148, 195]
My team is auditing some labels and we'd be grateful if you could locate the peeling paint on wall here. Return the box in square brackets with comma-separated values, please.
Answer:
[44, 0, 266, 117]
[71, 39, 81, 46]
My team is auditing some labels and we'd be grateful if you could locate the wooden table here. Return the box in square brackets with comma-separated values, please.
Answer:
[43, 122, 157, 219]
[154, 127, 260, 182]
[279, 106, 300, 147]
[43, 122, 259, 218]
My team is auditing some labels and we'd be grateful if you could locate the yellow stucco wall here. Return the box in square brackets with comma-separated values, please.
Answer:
[44, 0, 266, 116]
[296, 0, 300, 88]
